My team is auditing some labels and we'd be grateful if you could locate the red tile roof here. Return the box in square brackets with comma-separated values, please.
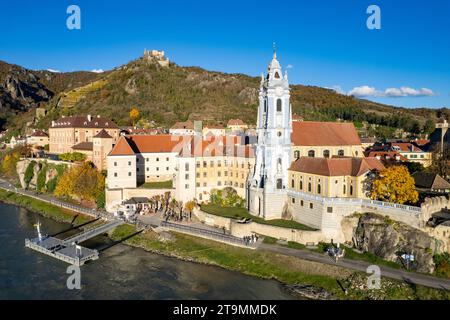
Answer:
[109, 135, 186, 156]
[72, 142, 93, 151]
[93, 129, 113, 139]
[366, 151, 407, 162]
[289, 157, 385, 177]
[30, 130, 48, 137]
[291, 121, 361, 146]
[171, 120, 194, 130]
[52, 115, 118, 129]
[227, 119, 246, 126]
[391, 142, 424, 152]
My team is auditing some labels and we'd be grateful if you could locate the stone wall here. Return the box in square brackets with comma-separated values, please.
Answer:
[193, 208, 328, 245]
[421, 196, 450, 222]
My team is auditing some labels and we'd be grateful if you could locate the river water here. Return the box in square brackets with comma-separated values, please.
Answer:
[0, 203, 294, 300]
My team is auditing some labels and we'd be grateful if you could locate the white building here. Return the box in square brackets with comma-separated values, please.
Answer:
[107, 134, 185, 189]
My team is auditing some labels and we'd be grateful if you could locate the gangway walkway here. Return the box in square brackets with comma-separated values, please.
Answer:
[63, 219, 124, 245]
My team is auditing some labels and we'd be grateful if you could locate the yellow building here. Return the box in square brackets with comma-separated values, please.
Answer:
[27, 130, 49, 148]
[390, 142, 433, 168]
[291, 121, 363, 159]
[288, 157, 385, 199]
[227, 119, 248, 132]
[175, 136, 255, 203]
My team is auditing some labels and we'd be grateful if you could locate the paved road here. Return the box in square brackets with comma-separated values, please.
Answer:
[2, 177, 449, 290]
[259, 243, 450, 291]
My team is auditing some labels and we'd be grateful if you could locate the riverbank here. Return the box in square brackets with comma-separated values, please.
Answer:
[109, 224, 449, 300]
[0, 189, 91, 224]
[1, 188, 449, 300]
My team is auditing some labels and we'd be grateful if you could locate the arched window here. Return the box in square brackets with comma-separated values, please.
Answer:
[308, 150, 315, 158]
[338, 150, 345, 157]
[291, 179, 295, 188]
[317, 184, 321, 194]
[300, 181, 303, 190]
[276, 179, 283, 189]
[355, 151, 359, 156]
[308, 182, 312, 192]
[277, 99, 282, 112]
[294, 150, 300, 159]
[343, 185, 346, 194]
[264, 99, 267, 113]
[274, 71, 280, 79]
[350, 185, 353, 196]
[323, 150, 330, 158]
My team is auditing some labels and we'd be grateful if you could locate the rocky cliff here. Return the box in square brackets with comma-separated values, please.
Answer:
[352, 213, 440, 273]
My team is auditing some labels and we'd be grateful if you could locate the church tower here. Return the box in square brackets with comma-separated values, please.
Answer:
[247, 51, 292, 219]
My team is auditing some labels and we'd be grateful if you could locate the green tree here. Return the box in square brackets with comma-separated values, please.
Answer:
[423, 119, 435, 134]
[24, 161, 36, 188]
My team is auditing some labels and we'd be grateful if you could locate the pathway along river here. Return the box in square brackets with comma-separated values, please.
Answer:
[0, 203, 295, 299]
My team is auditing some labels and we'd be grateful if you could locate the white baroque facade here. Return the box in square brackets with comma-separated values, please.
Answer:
[248, 52, 292, 219]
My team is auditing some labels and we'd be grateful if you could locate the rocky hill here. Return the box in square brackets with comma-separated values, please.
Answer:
[0, 60, 102, 131]
[1, 55, 449, 135]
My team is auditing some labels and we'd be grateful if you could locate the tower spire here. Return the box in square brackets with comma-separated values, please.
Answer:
[272, 42, 277, 59]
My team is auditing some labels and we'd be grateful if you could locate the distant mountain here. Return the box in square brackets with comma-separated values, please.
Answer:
[0, 61, 102, 130]
[0, 56, 448, 135]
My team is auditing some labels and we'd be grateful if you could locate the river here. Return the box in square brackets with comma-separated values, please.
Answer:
[0, 203, 295, 299]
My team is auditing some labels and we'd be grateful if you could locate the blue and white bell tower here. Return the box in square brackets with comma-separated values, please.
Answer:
[247, 51, 292, 219]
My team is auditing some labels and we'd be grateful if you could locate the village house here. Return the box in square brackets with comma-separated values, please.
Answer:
[368, 141, 433, 168]
[202, 125, 226, 137]
[227, 119, 248, 132]
[412, 172, 450, 194]
[27, 130, 49, 148]
[169, 120, 196, 136]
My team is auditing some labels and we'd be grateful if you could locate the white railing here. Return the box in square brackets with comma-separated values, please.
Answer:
[287, 190, 421, 215]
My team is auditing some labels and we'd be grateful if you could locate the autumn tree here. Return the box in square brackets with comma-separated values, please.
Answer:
[1, 151, 20, 178]
[184, 200, 196, 220]
[370, 165, 419, 205]
[129, 107, 140, 126]
[55, 162, 105, 206]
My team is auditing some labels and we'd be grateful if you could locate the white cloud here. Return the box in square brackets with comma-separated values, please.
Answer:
[348, 85, 434, 98]
[47, 69, 60, 73]
[91, 69, 104, 73]
[286, 64, 293, 69]
[348, 86, 381, 97]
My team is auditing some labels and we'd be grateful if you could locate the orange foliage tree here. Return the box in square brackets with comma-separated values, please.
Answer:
[370, 165, 419, 205]
[129, 107, 140, 126]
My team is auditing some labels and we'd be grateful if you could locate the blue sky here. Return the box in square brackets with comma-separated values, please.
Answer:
[1, 0, 449, 109]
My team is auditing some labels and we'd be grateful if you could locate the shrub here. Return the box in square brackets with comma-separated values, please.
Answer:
[24, 161, 36, 187]
[36, 164, 47, 192]
[59, 152, 87, 162]
[433, 253, 450, 278]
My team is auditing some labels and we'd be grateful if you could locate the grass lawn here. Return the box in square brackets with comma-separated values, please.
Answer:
[200, 204, 316, 231]
[138, 180, 173, 189]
